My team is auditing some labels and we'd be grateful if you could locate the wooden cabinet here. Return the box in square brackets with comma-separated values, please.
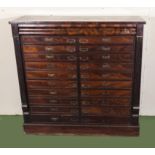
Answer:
[10, 16, 145, 136]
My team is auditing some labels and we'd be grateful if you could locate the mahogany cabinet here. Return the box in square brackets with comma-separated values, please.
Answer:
[10, 16, 145, 136]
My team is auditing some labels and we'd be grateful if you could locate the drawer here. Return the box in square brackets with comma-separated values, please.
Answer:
[28, 96, 78, 106]
[24, 54, 77, 62]
[27, 80, 77, 89]
[81, 97, 131, 106]
[28, 88, 77, 97]
[30, 114, 79, 123]
[22, 45, 76, 54]
[81, 89, 131, 97]
[20, 28, 136, 35]
[81, 81, 132, 89]
[81, 106, 131, 117]
[25, 62, 77, 70]
[79, 54, 133, 62]
[30, 106, 79, 115]
[80, 63, 133, 72]
[78, 36, 135, 44]
[80, 72, 132, 80]
[26, 71, 77, 80]
[21, 36, 76, 44]
[78, 45, 134, 53]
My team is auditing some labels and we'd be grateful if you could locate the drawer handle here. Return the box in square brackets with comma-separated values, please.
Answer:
[50, 107, 58, 111]
[45, 47, 53, 51]
[72, 84, 77, 88]
[49, 91, 57, 95]
[44, 37, 54, 42]
[46, 55, 54, 59]
[81, 75, 89, 78]
[81, 65, 89, 70]
[80, 57, 89, 61]
[67, 56, 76, 61]
[67, 47, 76, 53]
[79, 39, 88, 44]
[71, 75, 77, 79]
[79, 47, 89, 52]
[67, 39, 76, 43]
[102, 37, 111, 42]
[48, 73, 55, 77]
[101, 46, 111, 51]
[102, 64, 110, 68]
[50, 117, 59, 121]
[81, 84, 88, 88]
[102, 55, 110, 59]
[49, 100, 57, 103]
[70, 101, 77, 105]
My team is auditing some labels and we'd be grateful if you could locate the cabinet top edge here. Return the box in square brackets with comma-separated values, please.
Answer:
[9, 15, 146, 24]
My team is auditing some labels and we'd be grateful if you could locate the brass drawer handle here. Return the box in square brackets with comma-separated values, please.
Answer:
[46, 55, 54, 59]
[81, 84, 88, 88]
[67, 39, 76, 43]
[102, 64, 110, 68]
[102, 37, 111, 42]
[79, 47, 89, 52]
[50, 117, 59, 121]
[49, 100, 57, 103]
[67, 56, 76, 61]
[67, 47, 76, 53]
[49, 91, 57, 95]
[50, 107, 58, 111]
[71, 75, 77, 79]
[101, 46, 111, 51]
[45, 47, 53, 51]
[48, 73, 55, 77]
[44, 37, 54, 42]
[102, 55, 110, 59]
[80, 57, 89, 61]
[79, 39, 88, 44]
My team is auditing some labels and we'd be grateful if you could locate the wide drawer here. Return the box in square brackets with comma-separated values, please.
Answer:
[81, 97, 131, 106]
[28, 88, 77, 97]
[22, 45, 76, 54]
[79, 54, 133, 62]
[25, 62, 77, 70]
[24, 54, 77, 62]
[19, 28, 136, 35]
[81, 81, 132, 89]
[81, 89, 131, 97]
[28, 96, 78, 106]
[80, 63, 133, 72]
[27, 80, 77, 89]
[26, 71, 77, 80]
[80, 72, 132, 80]
[30, 106, 79, 115]
[78, 45, 134, 53]
[81, 106, 131, 117]
[78, 36, 135, 44]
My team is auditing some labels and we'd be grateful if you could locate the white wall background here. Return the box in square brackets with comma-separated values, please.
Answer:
[0, 7, 154, 115]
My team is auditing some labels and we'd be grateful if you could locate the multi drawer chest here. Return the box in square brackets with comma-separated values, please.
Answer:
[10, 16, 145, 136]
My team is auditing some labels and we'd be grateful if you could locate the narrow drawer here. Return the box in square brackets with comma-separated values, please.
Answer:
[80, 72, 132, 80]
[25, 62, 77, 70]
[81, 89, 131, 97]
[81, 106, 131, 117]
[28, 96, 78, 106]
[21, 36, 76, 44]
[79, 54, 133, 62]
[78, 45, 134, 53]
[27, 80, 77, 89]
[81, 97, 131, 106]
[24, 54, 77, 62]
[28, 88, 77, 97]
[81, 81, 132, 89]
[78, 36, 135, 44]
[80, 63, 133, 72]
[30, 106, 79, 115]
[22, 45, 76, 54]
[26, 71, 77, 80]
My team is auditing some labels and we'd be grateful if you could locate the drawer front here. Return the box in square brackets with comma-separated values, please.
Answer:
[25, 62, 77, 70]
[21, 36, 77, 44]
[26, 71, 77, 79]
[81, 81, 132, 89]
[28, 96, 78, 106]
[80, 63, 133, 72]
[30, 106, 79, 115]
[81, 89, 131, 97]
[79, 54, 133, 62]
[27, 80, 77, 89]
[20, 28, 136, 35]
[28, 88, 77, 97]
[81, 106, 131, 117]
[23, 45, 76, 54]
[24, 54, 77, 62]
[78, 45, 134, 53]
[81, 97, 131, 106]
[80, 72, 132, 80]
[78, 36, 135, 44]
